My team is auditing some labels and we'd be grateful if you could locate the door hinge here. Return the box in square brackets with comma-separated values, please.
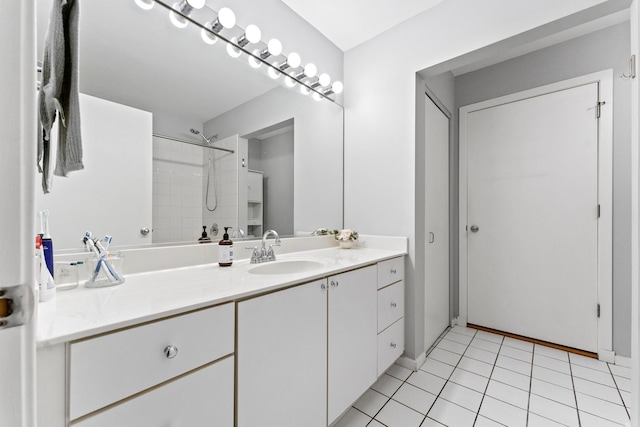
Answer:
[596, 101, 605, 119]
[597, 204, 601, 218]
[597, 304, 601, 318]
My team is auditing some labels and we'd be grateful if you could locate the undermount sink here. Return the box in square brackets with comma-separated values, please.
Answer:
[248, 259, 325, 275]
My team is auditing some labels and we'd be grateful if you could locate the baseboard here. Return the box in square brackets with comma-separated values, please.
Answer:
[598, 349, 615, 363]
[397, 353, 427, 372]
[614, 355, 631, 367]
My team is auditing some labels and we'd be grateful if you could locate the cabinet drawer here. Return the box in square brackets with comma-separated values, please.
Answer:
[377, 257, 404, 289]
[378, 318, 404, 376]
[378, 281, 404, 333]
[69, 303, 234, 420]
[75, 357, 234, 427]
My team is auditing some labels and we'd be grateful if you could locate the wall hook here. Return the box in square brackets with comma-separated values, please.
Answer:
[621, 55, 636, 80]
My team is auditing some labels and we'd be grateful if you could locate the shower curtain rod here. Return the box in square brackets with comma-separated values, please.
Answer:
[153, 133, 235, 154]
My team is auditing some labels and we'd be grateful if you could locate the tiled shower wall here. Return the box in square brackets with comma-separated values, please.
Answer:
[202, 137, 238, 240]
[152, 136, 204, 243]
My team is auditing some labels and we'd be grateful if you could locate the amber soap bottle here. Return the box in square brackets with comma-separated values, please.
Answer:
[218, 227, 233, 267]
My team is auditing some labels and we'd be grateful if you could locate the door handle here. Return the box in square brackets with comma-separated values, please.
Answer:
[428, 232, 435, 243]
[470, 225, 479, 233]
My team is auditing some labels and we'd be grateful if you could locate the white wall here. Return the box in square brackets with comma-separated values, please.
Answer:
[344, 0, 621, 360]
[454, 22, 632, 356]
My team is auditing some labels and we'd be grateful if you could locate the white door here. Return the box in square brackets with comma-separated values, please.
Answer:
[424, 94, 450, 349]
[1, 1, 37, 426]
[466, 82, 600, 352]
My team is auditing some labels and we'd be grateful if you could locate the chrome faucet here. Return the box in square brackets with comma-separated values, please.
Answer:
[247, 229, 281, 264]
[231, 228, 245, 239]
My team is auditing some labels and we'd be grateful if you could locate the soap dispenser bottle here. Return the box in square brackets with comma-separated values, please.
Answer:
[218, 227, 233, 267]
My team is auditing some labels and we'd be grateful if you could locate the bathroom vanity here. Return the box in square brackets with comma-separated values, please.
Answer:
[36, 237, 406, 426]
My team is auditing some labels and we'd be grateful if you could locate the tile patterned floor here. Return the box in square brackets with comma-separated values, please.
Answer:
[335, 326, 632, 427]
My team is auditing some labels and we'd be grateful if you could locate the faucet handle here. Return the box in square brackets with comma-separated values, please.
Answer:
[274, 237, 281, 246]
[267, 245, 277, 261]
[246, 246, 260, 263]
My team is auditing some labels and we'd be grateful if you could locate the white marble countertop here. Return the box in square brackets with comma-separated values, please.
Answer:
[37, 245, 406, 347]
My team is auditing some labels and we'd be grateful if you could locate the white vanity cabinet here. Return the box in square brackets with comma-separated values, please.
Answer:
[377, 257, 405, 375]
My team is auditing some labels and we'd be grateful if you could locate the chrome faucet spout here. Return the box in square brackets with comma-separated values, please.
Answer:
[257, 229, 280, 262]
[262, 229, 281, 246]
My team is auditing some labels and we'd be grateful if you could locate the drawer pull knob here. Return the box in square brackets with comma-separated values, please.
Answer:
[164, 345, 179, 359]
[390, 342, 397, 349]
[330, 280, 339, 288]
[321, 284, 326, 291]
[390, 302, 397, 308]
[390, 268, 397, 274]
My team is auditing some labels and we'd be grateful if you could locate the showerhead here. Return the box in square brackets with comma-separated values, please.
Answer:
[190, 128, 212, 144]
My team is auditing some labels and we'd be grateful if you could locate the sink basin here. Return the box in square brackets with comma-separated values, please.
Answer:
[248, 259, 325, 275]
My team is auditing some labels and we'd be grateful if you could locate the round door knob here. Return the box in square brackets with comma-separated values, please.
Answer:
[164, 345, 179, 359]
[140, 227, 151, 236]
[470, 225, 479, 233]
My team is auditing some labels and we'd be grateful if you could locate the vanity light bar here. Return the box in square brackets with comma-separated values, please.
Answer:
[138, 0, 342, 102]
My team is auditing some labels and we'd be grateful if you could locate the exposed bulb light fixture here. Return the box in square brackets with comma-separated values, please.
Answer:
[268, 67, 281, 79]
[260, 39, 283, 59]
[210, 7, 236, 32]
[332, 81, 344, 94]
[318, 73, 331, 87]
[226, 38, 242, 58]
[279, 52, 301, 71]
[300, 86, 311, 95]
[313, 92, 323, 102]
[135, 0, 155, 10]
[201, 24, 218, 44]
[169, 0, 205, 28]
[237, 24, 261, 47]
[248, 51, 262, 68]
[284, 76, 297, 88]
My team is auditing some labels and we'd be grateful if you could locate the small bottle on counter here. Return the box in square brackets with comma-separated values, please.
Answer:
[218, 227, 233, 267]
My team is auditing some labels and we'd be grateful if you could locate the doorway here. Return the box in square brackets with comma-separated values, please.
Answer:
[459, 71, 613, 355]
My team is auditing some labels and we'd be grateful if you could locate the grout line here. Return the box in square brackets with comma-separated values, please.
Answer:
[567, 350, 583, 427]
[607, 363, 632, 421]
[525, 343, 535, 426]
[471, 332, 504, 426]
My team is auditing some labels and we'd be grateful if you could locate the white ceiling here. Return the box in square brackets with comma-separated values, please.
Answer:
[280, 0, 444, 51]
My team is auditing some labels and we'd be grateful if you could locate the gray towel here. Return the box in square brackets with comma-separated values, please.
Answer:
[38, 0, 83, 193]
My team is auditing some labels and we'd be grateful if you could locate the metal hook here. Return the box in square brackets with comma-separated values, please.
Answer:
[621, 55, 636, 80]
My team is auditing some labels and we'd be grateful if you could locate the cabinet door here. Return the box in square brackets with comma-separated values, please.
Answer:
[237, 280, 328, 427]
[247, 170, 263, 202]
[328, 266, 378, 423]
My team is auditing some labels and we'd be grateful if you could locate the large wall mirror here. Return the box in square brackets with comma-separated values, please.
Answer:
[35, 0, 344, 251]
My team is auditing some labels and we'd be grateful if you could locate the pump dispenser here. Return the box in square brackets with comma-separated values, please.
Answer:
[218, 227, 233, 266]
[198, 226, 212, 243]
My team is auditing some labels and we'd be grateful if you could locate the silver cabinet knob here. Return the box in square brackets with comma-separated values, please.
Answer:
[390, 342, 397, 349]
[390, 302, 397, 308]
[330, 280, 339, 287]
[390, 268, 397, 274]
[140, 227, 151, 236]
[470, 225, 479, 233]
[164, 345, 179, 359]
[321, 283, 326, 291]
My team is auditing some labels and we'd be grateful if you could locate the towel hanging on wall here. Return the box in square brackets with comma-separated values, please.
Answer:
[38, 0, 83, 194]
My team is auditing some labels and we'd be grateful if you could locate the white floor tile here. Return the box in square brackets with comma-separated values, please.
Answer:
[573, 377, 624, 405]
[576, 392, 630, 425]
[569, 353, 609, 372]
[620, 390, 631, 409]
[374, 399, 425, 427]
[448, 368, 490, 393]
[502, 336, 534, 352]
[427, 398, 476, 427]
[614, 375, 632, 393]
[532, 365, 573, 389]
[474, 330, 504, 344]
[392, 383, 437, 415]
[438, 382, 483, 413]
[464, 346, 498, 365]
[333, 407, 371, 427]
[485, 380, 529, 409]
[499, 345, 533, 363]
[437, 338, 468, 355]
[444, 331, 473, 346]
[354, 388, 389, 417]
[371, 374, 404, 397]
[474, 415, 505, 427]
[490, 366, 531, 392]
[406, 370, 447, 396]
[420, 417, 446, 427]
[457, 356, 494, 378]
[571, 365, 616, 387]
[609, 364, 631, 379]
[533, 353, 571, 375]
[368, 421, 385, 427]
[451, 325, 477, 337]
[579, 410, 629, 427]
[528, 394, 579, 427]
[420, 357, 455, 380]
[534, 344, 569, 362]
[479, 396, 527, 427]
[530, 378, 576, 407]
[386, 363, 413, 381]
[495, 354, 532, 376]
[527, 413, 566, 426]
[428, 347, 463, 367]
[469, 337, 501, 354]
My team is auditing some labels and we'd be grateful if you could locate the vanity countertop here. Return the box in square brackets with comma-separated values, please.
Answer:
[37, 245, 406, 347]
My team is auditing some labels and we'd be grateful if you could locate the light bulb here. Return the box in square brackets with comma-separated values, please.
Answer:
[201, 23, 218, 44]
[287, 52, 301, 69]
[332, 81, 343, 94]
[248, 51, 262, 68]
[218, 7, 236, 29]
[135, 0, 155, 10]
[300, 86, 311, 95]
[169, 0, 204, 27]
[304, 63, 317, 78]
[268, 67, 281, 79]
[319, 73, 331, 87]
[169, 7, 188, 28]
[245, 25, 262, 44]
[313, 92, 323, 102]
[285, 76, 296, 88]
[226, 38, 242, 58]
[267, 39, 282, 56]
